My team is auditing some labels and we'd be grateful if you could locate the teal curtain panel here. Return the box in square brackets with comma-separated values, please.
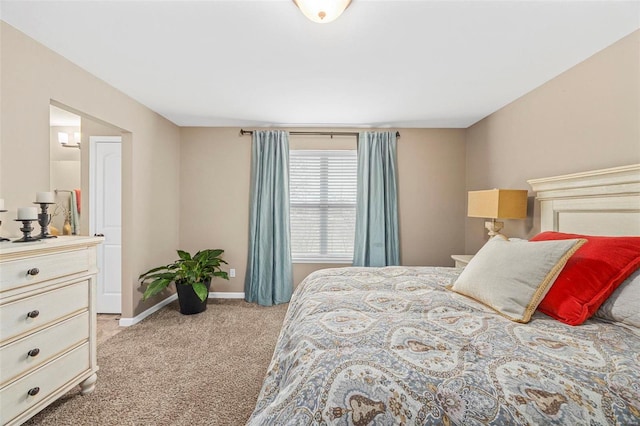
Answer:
[353, 131, 400, 267]
[244, 130, 293, 306]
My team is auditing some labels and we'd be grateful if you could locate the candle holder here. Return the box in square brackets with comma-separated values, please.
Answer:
[34, 202, 57, 239]
[0, 210, 9, 242]
[14, 219, 39, 243]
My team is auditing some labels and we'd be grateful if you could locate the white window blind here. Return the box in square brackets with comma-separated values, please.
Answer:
[290, 150, 357, 263]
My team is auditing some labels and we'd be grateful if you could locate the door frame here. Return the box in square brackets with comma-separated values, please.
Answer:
[89, 135, 123, 313]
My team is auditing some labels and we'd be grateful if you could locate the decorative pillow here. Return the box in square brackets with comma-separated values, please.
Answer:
[595, 269, 640, 329]
[530, 232, 640, 326]
[448, 237, 585, 323]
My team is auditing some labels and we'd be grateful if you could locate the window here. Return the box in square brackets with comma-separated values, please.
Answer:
[290, 150, 357, 263]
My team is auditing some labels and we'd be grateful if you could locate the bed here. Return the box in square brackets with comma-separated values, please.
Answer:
[248, 164, 640, 425]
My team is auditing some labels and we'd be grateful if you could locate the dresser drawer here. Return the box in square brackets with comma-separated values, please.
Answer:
[0, 312, 89, 386]
[0, 342, 90, 425]
[0, 249, 89, 293]
[0, 281, 89, 343]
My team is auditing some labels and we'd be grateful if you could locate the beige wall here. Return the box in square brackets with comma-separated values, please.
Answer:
[179, 128, 466, 292]
[465, 30, 640, 254]
[0, 22, 181, 318]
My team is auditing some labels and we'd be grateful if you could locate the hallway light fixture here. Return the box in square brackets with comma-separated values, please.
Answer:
[293, 0, 352, 24]
[57, 131, 81, 149]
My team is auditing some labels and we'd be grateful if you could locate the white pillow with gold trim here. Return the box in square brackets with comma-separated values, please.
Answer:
[449, 237, 585, 323]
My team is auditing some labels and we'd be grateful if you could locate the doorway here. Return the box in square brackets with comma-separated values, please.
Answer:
[49, 103, 125, 315]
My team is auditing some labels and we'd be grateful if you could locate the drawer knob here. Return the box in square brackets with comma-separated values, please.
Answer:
[26, 310, 40, 319]
[27, 348, 40, 357]
[27, 268, 40, 276]
[27, 387, 40, 397]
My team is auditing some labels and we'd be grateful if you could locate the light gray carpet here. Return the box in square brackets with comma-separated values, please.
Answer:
[24, 299, 288, 426]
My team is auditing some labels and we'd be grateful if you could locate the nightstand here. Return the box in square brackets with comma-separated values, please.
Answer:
[451, 254, 474, 268]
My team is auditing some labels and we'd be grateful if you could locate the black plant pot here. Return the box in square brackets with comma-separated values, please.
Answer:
[175, 278, 211, 315]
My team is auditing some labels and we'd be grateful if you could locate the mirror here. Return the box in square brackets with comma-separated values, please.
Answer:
[49, 105, 81, 235]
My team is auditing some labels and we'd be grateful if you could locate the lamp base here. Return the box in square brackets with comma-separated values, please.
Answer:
[484, 220, 504, 237]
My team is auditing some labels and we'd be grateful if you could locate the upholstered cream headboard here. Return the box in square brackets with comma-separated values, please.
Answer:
[528, 164, 640, 236]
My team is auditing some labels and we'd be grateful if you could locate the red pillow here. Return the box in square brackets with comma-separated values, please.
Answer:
[530, 231, 640, 325]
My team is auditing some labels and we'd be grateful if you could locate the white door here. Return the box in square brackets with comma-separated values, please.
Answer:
[90, 136, 122, 313]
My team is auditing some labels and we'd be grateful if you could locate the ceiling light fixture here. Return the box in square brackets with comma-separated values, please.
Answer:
[293, 0, 352, 24]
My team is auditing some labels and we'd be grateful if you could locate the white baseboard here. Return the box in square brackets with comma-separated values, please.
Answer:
[118, 292, 245, 327]
[209, 292, 245, 299]
[119, 294, 178, 327]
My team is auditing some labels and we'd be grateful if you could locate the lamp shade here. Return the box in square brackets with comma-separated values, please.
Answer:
[293, 0, 352, 23]
[468, 189, 528, 219]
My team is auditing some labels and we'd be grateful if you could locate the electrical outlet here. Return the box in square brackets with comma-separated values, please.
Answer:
[229, 268, 236, 278]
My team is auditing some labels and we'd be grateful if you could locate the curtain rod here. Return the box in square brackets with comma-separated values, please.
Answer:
[240, 129, 400, 138]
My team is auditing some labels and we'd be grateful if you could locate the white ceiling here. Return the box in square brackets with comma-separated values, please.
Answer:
[2, 1, 639, 128]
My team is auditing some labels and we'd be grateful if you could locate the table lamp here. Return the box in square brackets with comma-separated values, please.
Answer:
[468, 189, 528, 237]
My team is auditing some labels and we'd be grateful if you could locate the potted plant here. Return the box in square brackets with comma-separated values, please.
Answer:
[139, 249, 229, 315]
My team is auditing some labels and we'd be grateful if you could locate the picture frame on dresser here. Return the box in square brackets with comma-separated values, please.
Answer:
[0, 235, 103, 426]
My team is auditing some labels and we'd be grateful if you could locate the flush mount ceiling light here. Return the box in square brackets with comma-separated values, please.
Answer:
[293, 0, 352, 24]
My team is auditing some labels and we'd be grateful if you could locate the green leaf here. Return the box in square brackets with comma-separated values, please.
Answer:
[139, 272, 178, 283]
[214, 271, 229, 280]
[209, 249, 224, 257]
[192, 282, 209, 302]
[142, 279, 171, 300]
[177, 250, 191, 261]
[138, 265, 170, 280]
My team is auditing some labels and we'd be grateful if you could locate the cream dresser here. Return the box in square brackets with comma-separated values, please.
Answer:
[0, 236, 103, 425]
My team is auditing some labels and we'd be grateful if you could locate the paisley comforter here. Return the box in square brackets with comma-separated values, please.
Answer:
[248, 267, 640, 425]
